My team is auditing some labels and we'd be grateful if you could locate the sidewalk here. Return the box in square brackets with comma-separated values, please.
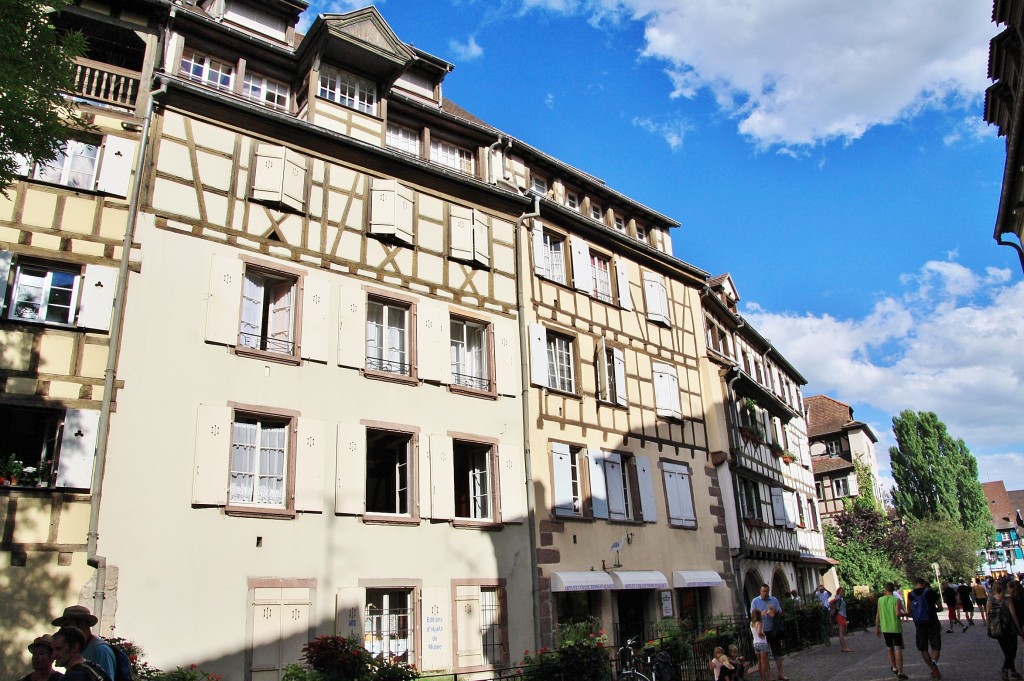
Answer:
[758, 618, 1022, 680]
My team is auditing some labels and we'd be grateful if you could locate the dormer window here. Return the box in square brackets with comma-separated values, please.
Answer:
[386, 124, 421, 156]
[223, 0, 288, 42]
[635, 225, 648, 243]
[430, 138, 474, 175]
[590, 203, 603, 222]
[319, 65, 377, 115]
[565, 192, 579, 212]
[180, 49, 234, 91]
[531, 176, 548, 196]
[243, 72, 290, 111]
[614, 215, 626, 233]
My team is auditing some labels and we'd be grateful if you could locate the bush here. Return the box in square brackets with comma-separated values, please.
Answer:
[520, 620, 610, 681]
[105, 637, 161, 680]
[302, 636, 377, 681]
[152, 665, 222, 681]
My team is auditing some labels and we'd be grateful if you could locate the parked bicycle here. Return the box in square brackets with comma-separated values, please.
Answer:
[618, 636, 678, 681]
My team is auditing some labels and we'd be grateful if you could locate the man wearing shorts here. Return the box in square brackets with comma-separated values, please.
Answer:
[876, 582, 908, 679]
[973, 577, 989, 623]
[940, 580, 966, 633]
[750, 584, 789, 681]
[908, 577, 944, 679]
[956, 580, 975, 626]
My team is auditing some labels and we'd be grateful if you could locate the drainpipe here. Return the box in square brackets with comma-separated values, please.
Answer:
[515, 193, 542, 648]
[88, 78, 168, 629]
[725, 372, 748, 615]
[486, 136, 504, 185]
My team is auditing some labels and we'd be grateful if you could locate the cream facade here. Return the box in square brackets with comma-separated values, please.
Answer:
[806, 395, 881, 522]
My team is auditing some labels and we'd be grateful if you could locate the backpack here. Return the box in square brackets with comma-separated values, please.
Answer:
[910, 588, 934, 623]
[988, 598, 1006, 638]
[100, 639, 136, 681]
[71, 661, 111, 681]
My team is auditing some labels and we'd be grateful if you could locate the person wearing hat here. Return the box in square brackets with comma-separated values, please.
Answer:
[51, 606, 115, 681]
[19, 634, 64, 681]
[51, 627, 109, 681]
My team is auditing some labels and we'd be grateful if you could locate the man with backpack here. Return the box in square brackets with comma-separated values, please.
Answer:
[907, 577, 944, 679]
[50, 606, 117, 681]
[52, 627, 110, 681]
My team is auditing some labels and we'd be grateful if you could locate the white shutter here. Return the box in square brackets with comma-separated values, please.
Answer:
[420, 587, 451, 671]
[251, 601, 282, 672]
[369, 178, 413, 243]
[498, 444, 526, 523]
[280, 601, 312, 670]
[643, 271, 670, 325]
[653, 362, 682, 419]
[492, 316, 520, 396]
[782, 490, 797, 529]
[394, 182, 415, 244]
[299, 277, 330, 362]
[416, 299, 448, 383]
[529, 323, 548, 387]
[664, 462, 695, 526]
[418, 432, 432, 519]
[551, 442, 574, 516]
[335, 422, 365, 515]
[192, 404, 230, 505]
[295, 418, 325, 513]
[770, 487, 787, 526]
[570, 236, 591, 292]
[95, 135, 137, 197]
[55, 409, 100, 489]
[613, 347, 627, 407]
[77, 264, 118, 331]
[532, 228, 547, 277]
[336, 281, 366, 369]
[848, 472, 860, 496]
[0, 251, 11, 310]
[252, 144, 286, 203]
[587, 448, 609, 519]
[596, 337, 609, 401]
[429, 434, 454, 521]
[636, 456, 657, 522]
[206, 254, 244, 346]
[472, 212, 490, 267]
[614, 258, 632, 310]
[604, 452, 627, 521]
[336, 587, 364, 639]
[281, 148, 307, 212]
[449, 204, 474, 260]
[455, 584, 483, 665]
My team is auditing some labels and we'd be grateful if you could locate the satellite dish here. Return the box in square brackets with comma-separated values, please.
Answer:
[611, 541, 622, 551]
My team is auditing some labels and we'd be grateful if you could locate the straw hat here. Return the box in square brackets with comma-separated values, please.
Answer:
[51, 605, 98, 627]
[28, 634, 54, 654]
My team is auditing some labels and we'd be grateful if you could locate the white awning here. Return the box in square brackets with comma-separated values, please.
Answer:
[609, 570, 669, 590]
[551, 571, 616, 592]
[673, 570, 725, 588]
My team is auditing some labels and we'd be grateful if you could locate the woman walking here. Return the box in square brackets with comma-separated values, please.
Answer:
[751, 609, 770, 681]
[988, 580, 1023, 680]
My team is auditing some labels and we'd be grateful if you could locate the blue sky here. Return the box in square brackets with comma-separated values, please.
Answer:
[302, 1, 1024, 492]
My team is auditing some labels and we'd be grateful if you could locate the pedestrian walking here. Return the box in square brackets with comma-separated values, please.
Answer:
[876, 582, 909, 679]
[987, 580, 1022, 680]
[940, 580, 966, 633]
[50, 606, 116, 681]
[51, 628, 110, 681]
[750, 609, 770, 681]
[750, 584, 789, 681]
[975, 577, 990, 624]
[908, 576, 944, 679]
[830, 586, 854, 652]
[957, 579, 975, 626]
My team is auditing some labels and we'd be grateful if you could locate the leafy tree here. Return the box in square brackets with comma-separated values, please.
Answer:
[0, 0, 86, 196]
[848, 460, 881, 513]
[889, 410, 991, 546]
[904, 516, 982, 581]
[825, 504, 907, 591]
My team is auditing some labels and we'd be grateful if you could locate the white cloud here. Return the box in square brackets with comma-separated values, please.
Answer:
[631, 116, 691, 150]
[544, 93, 556, 108]
[299, 1, 376, 32]
[976, 452, 1024, 491]
[944, 115, 999, 146]
[450, 35, 484, 61]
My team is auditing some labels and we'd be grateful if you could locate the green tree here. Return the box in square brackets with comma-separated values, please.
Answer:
[0, 0, 86, 196]
[848, 460, 881, 513]
[889, 410, 991, 546]
[825, 504, 907, 591]
[904, 516, 982, 581]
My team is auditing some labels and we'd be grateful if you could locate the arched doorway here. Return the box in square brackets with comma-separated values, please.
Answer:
[743, 570, 763, 607]
[771, 570, 790, 600]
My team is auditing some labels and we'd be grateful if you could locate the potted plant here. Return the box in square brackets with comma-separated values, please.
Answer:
[769, 442, 784, 457]
[1, 454, 25, 486]
[781, 450, 796, 464]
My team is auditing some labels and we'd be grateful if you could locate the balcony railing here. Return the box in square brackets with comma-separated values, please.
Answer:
[741, 517, 800, 556]
[72, 58, 140, 109]
[731, 427, 786, 485]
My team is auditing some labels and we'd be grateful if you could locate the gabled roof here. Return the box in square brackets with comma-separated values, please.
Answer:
[1008, 488, 1024, 524]
[812, 457, 854, 475]
[299, 6, 419, 85]
[983, 480, 1020, 531]
[806, 395, 853, 437]
[707, 273, 739, 304]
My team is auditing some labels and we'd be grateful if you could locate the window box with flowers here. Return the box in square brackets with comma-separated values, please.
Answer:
[769, 443, 784, 457]
[781, 451, 796, 464]
[743, 516, 770, 529]
[739, 425, 764, 445]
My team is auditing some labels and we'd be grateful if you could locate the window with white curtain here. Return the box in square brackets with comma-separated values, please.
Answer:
[230, 415, 288, 507]
[541, 230, 567, 284]
[590, 252, 613, 303]
[180, 48, 234, 90]
[450, 317, 490, 391]
[364, 589, 413, 662]
[243, 71, 290, 110]
[366, 298, 409, 375]
[546, 331, 575, 393]
[430, 138, 475, 174]
[238, 268, 296, 355]
[453, 440, 492, 520]
[319, 65, 377, 114]
[386, 124, 421, 156]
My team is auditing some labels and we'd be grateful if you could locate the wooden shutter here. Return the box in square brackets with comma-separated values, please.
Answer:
[300, 277, 330, 362]
[770, 487, 787, 526]
[336, 587, 364, 639]
[295, 417, 325, 513]
[570, 236, 591, 292]
[192, 404, 230, 505]
[206, 254, 244, 346]
[279, 600, 312, 671]
[472, 212, 490, 267]
[532, 227, 547, 277]
[335, 422, 365, 515]
[848, 472, 860, 496]
[55, 409, 100, 489]
[653, 362, 682, 419]
[420, 587, 451, 671]
[77, 264, 118, 331]
[394, 182, 414, 243]
[613, 347, 627, 406]
[95, 135, 137, 197]
[336, 281, 366, 369]
[492, 316, 520, 396]
[281, 148, 307, 212]
[596, 337, 609, 401]
[449, 204, 475, 260]
[587, 448, 608, 519]
[251, 601, 283, 674]
[369, 178, 413, 243]
[643, 271, 670, 325]
[455, 584, 483, 666]
[636, 456, 657, 522]
[614, 258, 632, 310]
[528, 323, 548, 387]
[551, 442, 574, 516]
[604, 452, 627, 521]
[429, 434, 454, 521]
[498, 444, 526, 523]
[416, 299, 448, 383]
[664, 462, 695, 526]
[0, 250, 14, 313]
[252, 144, 287, 203]
[782, 490, 797, 529]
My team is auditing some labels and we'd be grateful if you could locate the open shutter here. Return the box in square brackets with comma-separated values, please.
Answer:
[570, 236, 591, 292]
[0, 250, 13, 314]
[643, 271, 670, 325]
[532, 228, 547, 277]
[55, 409, 100, 489]
[295, 418, 325, 513]
[613, 347, 627, 406]
[416, 299, 448, 383]
[472, 213, 490, 267]
[95, 135, 137, 197]
[337, 281, 366, 369]
[529, 323, 548, 387]
[596, 337, 609, 401]
[770, 487, 787, 526]
[192, 404, 230, 505]
[394, 182, 414, 244]
[252, 144, 286, 202]
[336, 587, 364, 640]
[206, 254, 244, 346]
[77, 264, 118, 331]
[281, 148, 307, 212]
[587, 449, 608, 519]
[604, 452, 627, 521]
[369, 178, 413, 243]
[420, 587, 451, 670]
[551, 442, 574, 516]
[614, 258, 632, 310]
[429, 434, 454, 521]
[335, 422, 365, 515]
[492, 316, 520, 396]
[498, 444, 526, 523]
[449, 204, 474, 261]
[455, 584, 483, 666]
[636, 456, 657, 522]
[300, 277, 330, 362]
[782, 490, 797, 529]
[653, 362, 682, 419]
[848, 472, 860, 496]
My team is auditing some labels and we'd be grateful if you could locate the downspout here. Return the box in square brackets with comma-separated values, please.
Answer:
[725, 371, 748, 615]
[515, 193, 542, 648]
[88, 78, 168, 628]
[486, 136, 503, 185]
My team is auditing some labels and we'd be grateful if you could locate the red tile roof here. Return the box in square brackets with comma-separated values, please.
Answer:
[806, 395, 854, 438]
[812, 457, 855, 475]
[983, 480, 1019, 530]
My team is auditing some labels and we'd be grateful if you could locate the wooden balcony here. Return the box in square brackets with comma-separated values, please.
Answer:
[741, 517, 800, 559]
[71, 58, 140, 109]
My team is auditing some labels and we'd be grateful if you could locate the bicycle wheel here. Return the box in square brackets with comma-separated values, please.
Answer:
[619, 670, 652, 681]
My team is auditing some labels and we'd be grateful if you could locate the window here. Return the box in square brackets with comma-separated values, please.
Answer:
[453, 440, 493, 520]
[239, 267, 297, 355]
[0, 405, 99, 490]
[662, 461, 696, 528]
[740, 478, 762, 520]
[590, 203, 604, 222]
[366, 298, 410, 375]
[547, 332, 575, 393]
[530, 175, 548, 196]
[614, 215, 626, 233]
[635, 225, 648, 243]
[652, 362, 682, 419]
[534, 229, 567, 284]
[319, 65, 377, 115]
[815, 481, 823, 499]
[430, 138, 475, 174]
[243, 72, 290, 110]
[180, 48, 234, 90]
[453, 583, 507, 669]
[826, 440, 841, 457]
[33, 140, 98, 190]
[365, 429, 412, 515]
[450, 318, 490, 391]
[796, 495, 806, 527]
[230, 414, 289, 508]
[565, 191, 579, 211]
[596, 338, 626, 407]
[20, 130, 136, 196]
[642, 271, 671, 326]
[552, 443, 585, 517]
[480, 587, 503, 664]
[833, 476, 850, 498]
[364, 589, 413, 662]
[1, 255, 117, 331]
[386, 124, 421, 156]
[590, 252, 613, 303]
